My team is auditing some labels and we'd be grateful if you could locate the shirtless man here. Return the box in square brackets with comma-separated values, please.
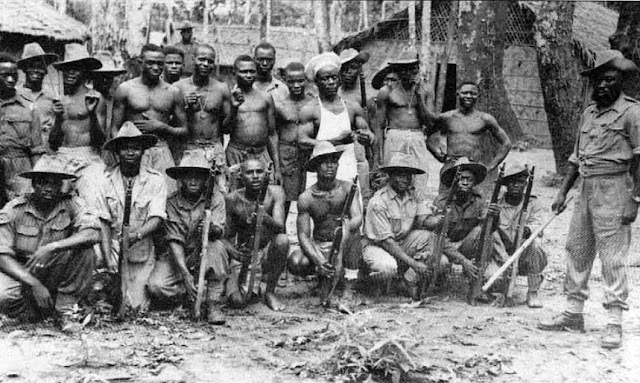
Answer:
[428, 81, 511, 195]
[222, 158, 289, 311]
[253, 42, 285, 95]
[175, 44, 231, 193]
[163, 46, 184, 85]
[373, 47, 433, 198]
[289, 142, 362, 306]
[49, 43, 106, 210]
[112, 44, 188, 194]
[274, 61, 313, 215]
[224, 55, 280, 190]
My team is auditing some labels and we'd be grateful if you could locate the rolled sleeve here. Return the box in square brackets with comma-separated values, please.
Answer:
[146, 176, 168, 220]
[364, 199, 393, 242]
[0, 211, 16, 258]
[626, 105, 640, 155]
[210, 191, 226, 233]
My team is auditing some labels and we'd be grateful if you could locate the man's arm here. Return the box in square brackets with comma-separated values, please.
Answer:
[165, 88, 188, 137]
[296, 193, 328, 269]
[484, 113, 512, 171]
[426, 115, 447, 163]
[111, 83, 127, 135]
[347, 185, 362, 233]
[351, 102, 375, 146]
[168, 241, 196, 300]
[261, 186, 286, 234]
[88, 93, 107, 149]
[372, 88, 389, 164]
[265, 94, 281, 182]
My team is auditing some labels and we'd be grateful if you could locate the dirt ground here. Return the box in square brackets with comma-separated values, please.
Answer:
[2, 149, 640, 383]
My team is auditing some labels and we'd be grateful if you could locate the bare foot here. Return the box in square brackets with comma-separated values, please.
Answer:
[264, 292, 285, 311]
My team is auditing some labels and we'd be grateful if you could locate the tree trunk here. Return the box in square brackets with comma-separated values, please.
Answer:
[610, 2, 640, 99]
[259, 0, 267, 40]
[534, 1, 583, 174]
[90, 0, 127, 52]
[125, 0, 153, 57]
[457, 0, 523, 145]
[362, 1, 368, 29]
[419, 1, 437, 110]
[408, 1, 416, 45]
[244, 0, 252, 24]
[314, 0, 331, 52]
[330, 0, 343, 45]
[435, 0, 459, 113]
[265, 0, 271, 41]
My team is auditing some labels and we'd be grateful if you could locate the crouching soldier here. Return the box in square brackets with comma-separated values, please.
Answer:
[147, 152, 230, 324]
[222, 158, 289, 311]
[289, 142, 362, 307]
[0, 158, 100, 325]
[97, 122, 167, 312]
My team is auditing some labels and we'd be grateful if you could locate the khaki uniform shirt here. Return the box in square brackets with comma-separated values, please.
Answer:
[17, 86, 56, 137]
[0, 195, 98, 262]
[365, 185, 433, 242]
[568, 94, 640, 177]
[175, 41, 197, 77]
[434, 188, 486, 242]
[0, 93, 45, 156]
[497, 195, 544, 242]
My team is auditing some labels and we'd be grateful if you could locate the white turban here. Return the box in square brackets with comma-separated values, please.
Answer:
[305, 52, 341, 81]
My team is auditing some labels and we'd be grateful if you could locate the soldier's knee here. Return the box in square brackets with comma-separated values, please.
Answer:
[273, 234, 290, 254]
[287, 249, 315, 277]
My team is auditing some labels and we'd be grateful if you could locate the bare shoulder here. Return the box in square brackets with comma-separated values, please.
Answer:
[297, 188, 313, 210]
[300, 99, 320, 119]
[268, 184, 286, 201]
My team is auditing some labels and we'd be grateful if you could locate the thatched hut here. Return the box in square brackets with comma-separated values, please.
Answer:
[0, 0, 89, 57]
[334, 1, 618, 146]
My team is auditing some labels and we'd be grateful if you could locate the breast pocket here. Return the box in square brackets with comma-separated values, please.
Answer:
[387, 213, 405, 237]
[49, 215, 73, 242]
[15, 225, 40, 255]
[2, 115, 31, 139]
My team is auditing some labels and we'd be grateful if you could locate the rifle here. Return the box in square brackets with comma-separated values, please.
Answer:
[483, 196, 573, 292]
[468, 163, 505, 303]
[193, 165, 218, 320]
[321, 175, 359, 306]
[245, 180, 269, 302]
[418, 167, 461, 299]
[117, 179, 134, 318]
[504, 166, 535, 303]
[359, 72, 376, 165]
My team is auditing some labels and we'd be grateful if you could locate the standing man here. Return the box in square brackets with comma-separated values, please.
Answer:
[0, 158, 99, 325]
[428, 81, 511, 195]
[274, 61, 313, 215]
[222, 158, 289, 311]
[175, 44, 231, 193]
[97, 122, 167, 312]
[224, 55, 280, 190]
[163, 46, 184, 85]
[175, 22, 197, 78]
[147, 152, 229, 324]
[372, 47, 433, 197]
[290, 142, 362, 305]
[253, 42, 285, 95]
[16, 43, 59, 147]
[0, 53, 46, 203]
[538, 50, 640, 350]
[112, 43, 188, 194]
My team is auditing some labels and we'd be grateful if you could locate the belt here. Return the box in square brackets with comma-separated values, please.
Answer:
[0, 148, 28, 158]
[228, 141, 266, 154]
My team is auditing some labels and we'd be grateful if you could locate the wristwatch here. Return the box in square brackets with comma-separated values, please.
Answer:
[631, 195, 640, 204]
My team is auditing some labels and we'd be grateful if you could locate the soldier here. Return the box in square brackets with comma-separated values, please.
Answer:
[175, 44, 230, 193]
[253, 42, 285, 95]
[147, 152, 229, 324]
[175, 22, 197, 78]
[222, 158, 289, 311]
[539, 50, 640, 349]
[0, 157, 99, 327]
[16, 42, 59, 146]
[97, 122, 167, 311]
[0, 53, 46, 202]
[289, 142, 362, 305]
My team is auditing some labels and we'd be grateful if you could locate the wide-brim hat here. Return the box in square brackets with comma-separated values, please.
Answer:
[503, 161, 530, 181]
[305, 141, 345, 172]
[441, 157, 487, 187]
[372, 65, 393, 90]
[166, 151, 210, 179]
[91, 50, 127, 75]
[581, 49, 638, 78]
[339, 48, 370, 65]
[17, 43, 59, 71]
[388, 46, 419, 66]
[176, 21, 194, 30]
[20, 156, 76, 180]
[103, 121, 158, 152]
[379, 152, 425, 175]
[53, 43, 102, 71]
[305, 52, 341, 81]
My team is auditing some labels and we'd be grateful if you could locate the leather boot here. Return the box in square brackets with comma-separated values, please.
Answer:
[538, 311, 584, 332]
[526, 274, 543, 308]
[601, 324, 622, 349]
[206, 280, 226, 325]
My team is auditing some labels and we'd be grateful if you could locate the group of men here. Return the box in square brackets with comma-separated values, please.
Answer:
[0, 29, 637, 350]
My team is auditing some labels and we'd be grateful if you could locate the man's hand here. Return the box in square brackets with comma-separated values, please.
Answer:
[461, 259, 479, 280]
[133, 113, 166, 133]
[335, 129, 355, 145]
[228, 245, 251, 264]
[412, 260, 430, 275]
[487, 203, 500, 217]
[551, 192, 567, 213]
[274, 170, 283, 186]
[355, 129, 375, 146]
[185, 92, 199, 110]
[31, 282, 53, 311]
[52, 99, 64, 117]
[184, 273, 197, 303]
[26, 243, 58, 270]
[318, 261, 336, 278]
[85, 91, 100, 114]
[230, 85, 245, 108]
[621, 198, 640, 225]
[424, 214, 444, 231]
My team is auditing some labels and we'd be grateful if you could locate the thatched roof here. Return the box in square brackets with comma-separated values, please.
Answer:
[0, 0, 89, 42]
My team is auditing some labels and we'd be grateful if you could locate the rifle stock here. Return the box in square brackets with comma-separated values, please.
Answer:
[469, 163, 505, 303]
[194, 166, 218, 319]
[245, 181, 269, 301]
[117, 182, 133, 318]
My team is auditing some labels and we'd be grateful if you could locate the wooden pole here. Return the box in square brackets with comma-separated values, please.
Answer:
[435, 0, 459, 112]
[409, 1, 416, 46]
[363, 1, 368, 29]
[266, 0, 272, 40]
[244, 0, 252, 24]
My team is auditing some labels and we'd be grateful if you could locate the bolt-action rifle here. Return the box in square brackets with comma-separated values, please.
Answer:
[244, 180, 269, 302]
[117, 180, 134, 318]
